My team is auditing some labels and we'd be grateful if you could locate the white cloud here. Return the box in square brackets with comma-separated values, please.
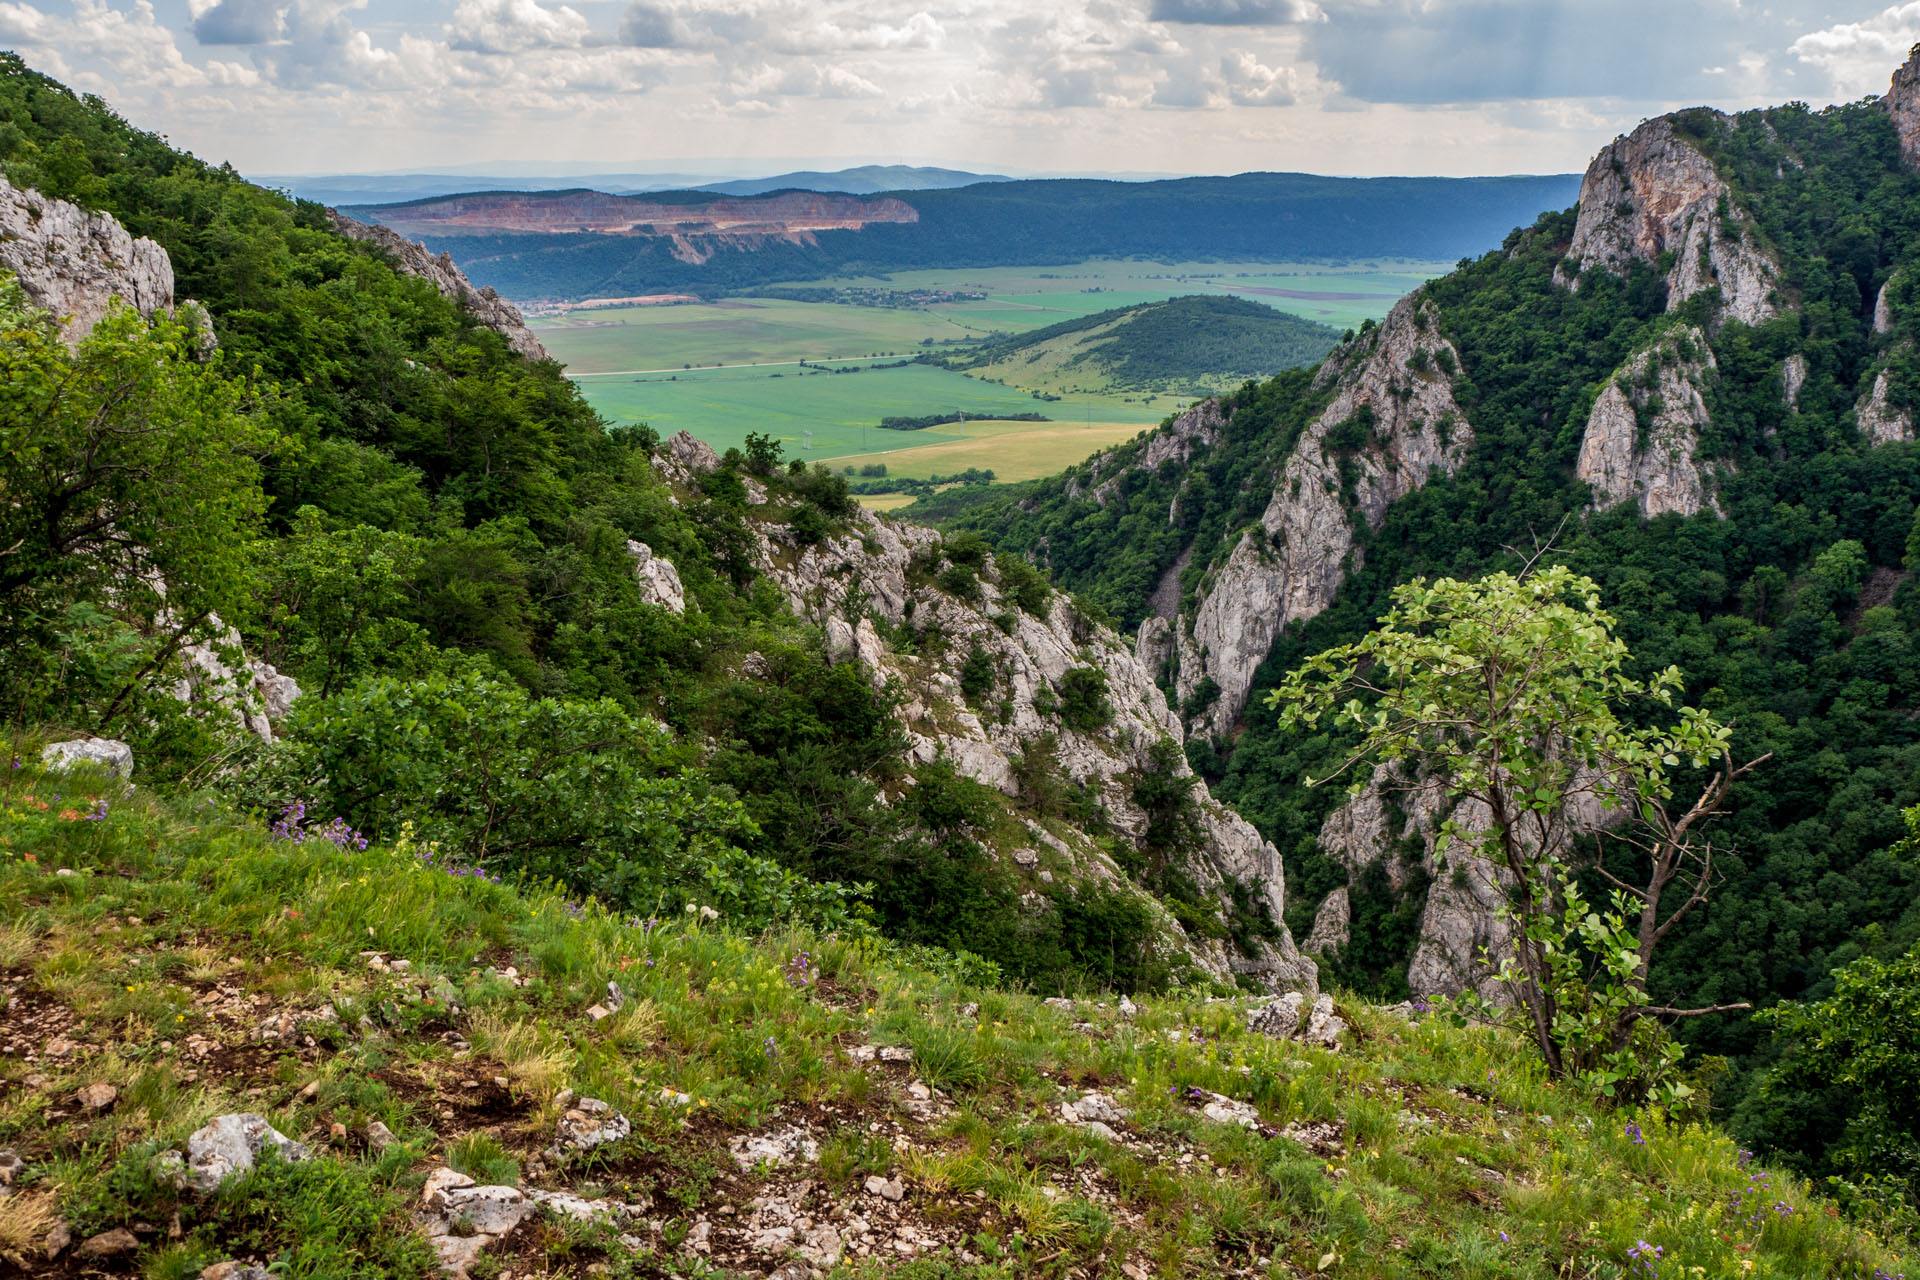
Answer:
[1790, 2, 1920, 101]
[1218, 49, 1295, 105]
[449, 0, 593, 54]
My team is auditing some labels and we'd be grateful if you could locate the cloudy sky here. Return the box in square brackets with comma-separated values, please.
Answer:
[3, 1, 1920, 179]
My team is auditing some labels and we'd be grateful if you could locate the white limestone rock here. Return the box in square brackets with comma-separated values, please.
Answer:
[1560, 116, 1778, 327]
[1856, 368, 1915, 445]
[1576, 326, 1721, 517]
[180, 1114, 310, 1193]
[0, 175, 174, 348]
[41, 737, 133, 781]
[624, 540, 686, 613]
[1177, 293, 1472, 738]
[1303, 888, 1350, 955]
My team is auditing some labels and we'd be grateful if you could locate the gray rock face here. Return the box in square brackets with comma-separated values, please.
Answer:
[1875, 278, 1898, 334]
[1561, 116, 1777, 327]
[1303, 887, 1350, 955]
[1319, 763, 1624, 1003]
[624, 540, 686, 613]
[181, 1113, 310, 1192]
[1176, 293, 1472, 737]
[0, 176, 174, 348]
[1856, 368, 1915, 445]
[647, 436, 1316, 992]
[1885, 44, 1920, 171]
[327, 211, 548, 361]
[1576, 326, 1720, 517]
[41, 737, 134, 780]
[1782, 354, 1809, 411]
[1071, 399, 1224, 509]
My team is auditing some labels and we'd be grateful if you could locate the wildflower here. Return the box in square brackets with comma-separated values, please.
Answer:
[1498, 1232, 1509, 1243]
[58, 808, 82, 821]
[1625, 1121, 1645, 1146]
[85, 798, 108, 821]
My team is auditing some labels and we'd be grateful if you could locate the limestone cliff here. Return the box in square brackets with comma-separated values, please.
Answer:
[652, 433, 1317, 993]
[1069, 400, 1224, 510]
[1884, 44, 1920, 170]
[1576, 326, 1721, 517]
[1170, 293, 1471, 738]
[328, 211, 549, 362]
[1560, 117, 1778, 327]
[0, 175, 173, 347]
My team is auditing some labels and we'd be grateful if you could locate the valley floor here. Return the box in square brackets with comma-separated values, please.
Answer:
[0, 761, 1911, 1279]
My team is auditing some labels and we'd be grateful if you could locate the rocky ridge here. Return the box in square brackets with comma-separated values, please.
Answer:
[327, 210, 550, 361]
[1576, 325, 1722, 517]
[651, 432, 1317, 993]
[0, 173, 175, 347]
[1558, 116, 1779, 327]
[1168, 293, 1472, 738]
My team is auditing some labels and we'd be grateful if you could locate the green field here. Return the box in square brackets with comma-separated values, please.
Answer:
[540, 259, 1438, 477]
[574, 361, 1165, 460]
[835, 418, 1153, 483]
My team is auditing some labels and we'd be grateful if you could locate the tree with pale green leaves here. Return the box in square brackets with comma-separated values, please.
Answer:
[0, 278, 273, 731]
[1270, 565, 1768, 1099]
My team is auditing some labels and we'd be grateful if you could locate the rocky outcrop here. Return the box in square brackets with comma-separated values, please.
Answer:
[172, 621, 300, 745]
[1070, 400, 1223, 509]
[1577, 326, 1721, 517]
[625, 540, 686, 613]
[1884, 44, 1920, 171]
[650, 432, 1316, 993]
[1782, 354, 1808, 411]
[1313, 763, 1623, 1003]
[1172, 293, 1472, 737]
[1855, 368, 1915, 444]
[1561, 117, 1777, 327]
[0, 175, 173, 347]
[327, 211, 549, 361]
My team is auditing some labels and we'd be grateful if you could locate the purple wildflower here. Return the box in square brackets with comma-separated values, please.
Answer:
[1625, 1121, 1645, 1146]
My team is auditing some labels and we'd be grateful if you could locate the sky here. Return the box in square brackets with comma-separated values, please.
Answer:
[3, 1, 1920, 180]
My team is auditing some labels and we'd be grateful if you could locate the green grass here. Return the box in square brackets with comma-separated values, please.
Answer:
[1, 759, 1913, 1279]
[572, 361, 1165, 460]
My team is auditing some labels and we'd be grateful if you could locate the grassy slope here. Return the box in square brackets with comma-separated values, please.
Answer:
[1, 763, 1911, 1279]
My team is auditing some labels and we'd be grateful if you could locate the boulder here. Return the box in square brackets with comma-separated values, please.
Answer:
[179, 1113, 310, 1192]
[41, 737, 133, 780]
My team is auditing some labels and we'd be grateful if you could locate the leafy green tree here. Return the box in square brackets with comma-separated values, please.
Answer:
[1758, 922, 1920, 1211]
[1271, 566, 1766, 1095]
[257, 508, 432, 697]
[1058, 667, 1113, 734]
[0, 280, 271, 727]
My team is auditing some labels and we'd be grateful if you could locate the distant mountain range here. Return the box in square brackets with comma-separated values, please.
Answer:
[263, 164, 1011, 208]
[345, 171, 1583, 302]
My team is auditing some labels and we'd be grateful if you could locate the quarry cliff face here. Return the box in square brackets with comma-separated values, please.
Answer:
[328, 211, 550, 361]
[0, 174, 174, 346]
[1559, 116, 1778, 327]
[651, 432, 1319, 994]
[1167, 293, 1472, 739]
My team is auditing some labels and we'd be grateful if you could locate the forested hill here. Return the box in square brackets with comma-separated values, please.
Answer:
[356, 170, 1581, 300]
[939, 294, 1341, 393]
[936, 68, 1920, 1186]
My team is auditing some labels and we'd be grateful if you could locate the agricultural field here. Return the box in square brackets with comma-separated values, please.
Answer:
[571, 361, 1165, 460]
[835, 418, 1154, 484]
[538, 260, 1437, 478]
